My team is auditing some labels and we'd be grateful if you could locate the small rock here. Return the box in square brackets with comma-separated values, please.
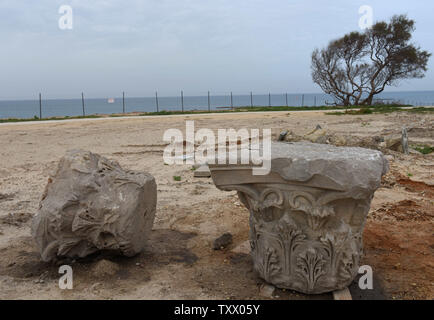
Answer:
[408, 148, 422, 155]
[231, 240, 251, 255]
[191, 163, 203, 170]
[259, 283, 275, 298]
[282, 130, 302, 143]
[385, 155, 394, 162]
[278, 130, 289, 141]
[333, 287, 352, 300]
[213, 233, 233, 250]
[304, 128, 328, 144]
[90, 259, 120, 277]
[194, 165, 211, 178]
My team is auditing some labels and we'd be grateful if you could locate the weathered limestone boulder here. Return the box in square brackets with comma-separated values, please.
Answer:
[209, 142, 388, 294]
[32, 150, 157, 262]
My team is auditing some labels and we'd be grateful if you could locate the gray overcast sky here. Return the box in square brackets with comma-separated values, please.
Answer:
[1, 0, 433, 99]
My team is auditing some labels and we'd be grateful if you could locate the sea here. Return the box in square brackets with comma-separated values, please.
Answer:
[0, 91, 433, 119]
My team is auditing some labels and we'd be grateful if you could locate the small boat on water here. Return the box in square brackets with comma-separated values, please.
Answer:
[107, 98, 115, 104]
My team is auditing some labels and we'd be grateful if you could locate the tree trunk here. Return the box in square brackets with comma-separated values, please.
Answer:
[363, 92, 375, 105]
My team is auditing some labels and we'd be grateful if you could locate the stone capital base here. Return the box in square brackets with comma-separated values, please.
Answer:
[209, 142, 388, 294]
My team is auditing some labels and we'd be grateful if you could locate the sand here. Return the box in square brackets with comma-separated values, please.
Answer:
[0, 110, 432, 300]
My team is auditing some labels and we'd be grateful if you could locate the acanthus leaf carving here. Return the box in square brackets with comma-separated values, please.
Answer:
[222, 183, 369, 294]
[288, 191, 335, 231]
[295, 248, 327, 293]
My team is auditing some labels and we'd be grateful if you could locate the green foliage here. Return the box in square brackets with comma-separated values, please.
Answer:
[326, 105, 433, 115]
[312, 14, 431, 106]
[1, 105, 431, 123]
[0, 114, 100, 123]
[359, 108, 373, 114]
[412, 145, 434, 154]
[406, 107, 434, 113]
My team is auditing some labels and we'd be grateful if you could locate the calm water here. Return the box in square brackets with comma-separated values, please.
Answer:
[0, 91, 433, 119]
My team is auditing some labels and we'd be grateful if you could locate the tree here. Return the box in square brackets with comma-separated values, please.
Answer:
[311, 15, 431, 106]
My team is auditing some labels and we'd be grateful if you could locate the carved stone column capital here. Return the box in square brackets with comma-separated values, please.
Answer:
[209, 142, 388, 294]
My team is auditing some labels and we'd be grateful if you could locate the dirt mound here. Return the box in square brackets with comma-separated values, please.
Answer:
[280, 125, 434, 154]
[364, 220, 434, 300]
[371, 200, 433, 222]
[407, 127, 434, 139]
[397, 178, 434, 198]
[281, 128, 396, 152]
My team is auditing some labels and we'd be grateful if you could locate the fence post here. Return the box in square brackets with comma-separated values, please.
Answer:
[285, 93, 288, 107]
[230, 92, 233, 109]
[155, 91, 159, 112]
[81, 92, 85, 116]
[38, 93, 42, 119]
[181, 90, 184, 112]
[301, 94, 304, 107]
[208, 91, 210, 112]
[269, 93, 271, 107]
[250, 91, 253, 108]
[122, 92, 125, 113]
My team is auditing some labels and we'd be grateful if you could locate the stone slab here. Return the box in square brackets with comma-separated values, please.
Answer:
[194, 165, 211, 178]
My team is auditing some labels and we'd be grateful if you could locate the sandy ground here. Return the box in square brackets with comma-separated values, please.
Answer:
[0, 110, 432, 300]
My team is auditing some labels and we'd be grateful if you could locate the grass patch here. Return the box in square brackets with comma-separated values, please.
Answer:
[173, 176, 182, 182]
[327, 105, 434, 116]
[406, 107, 434, 114]
[137, 105, 354, 116]
[412, 144, 434, 155]
[1, 104, 432, 123]
[0, 114, 101, 123]
[0, 105, 345, 123]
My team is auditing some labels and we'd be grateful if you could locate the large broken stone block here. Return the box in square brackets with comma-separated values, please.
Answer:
[32, 150, 157, 262]
[209, 142, 388, 294]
